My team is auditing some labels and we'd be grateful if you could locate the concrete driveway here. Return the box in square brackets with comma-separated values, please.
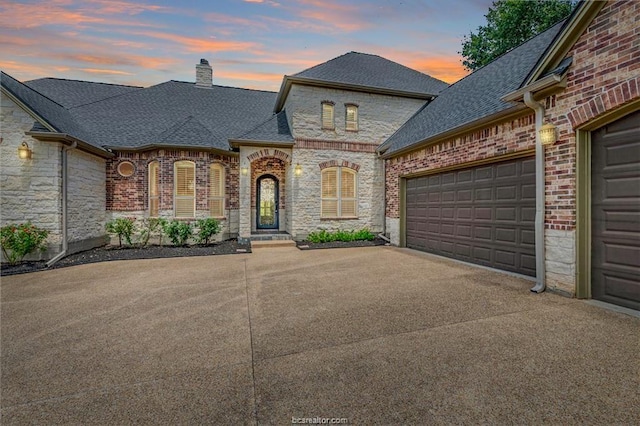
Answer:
[1, 246, 639, 425]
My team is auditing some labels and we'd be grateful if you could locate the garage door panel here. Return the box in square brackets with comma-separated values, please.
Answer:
[406, 156, 535, 276]
[592, 109, 640, 310]
[522, 158, 536, 175]
[522, 183, 536, 199]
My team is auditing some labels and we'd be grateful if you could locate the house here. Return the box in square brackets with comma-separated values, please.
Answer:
[1, 0, 638, 310]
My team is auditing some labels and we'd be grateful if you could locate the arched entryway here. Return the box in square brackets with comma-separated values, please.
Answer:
[256, 174, 279, 229]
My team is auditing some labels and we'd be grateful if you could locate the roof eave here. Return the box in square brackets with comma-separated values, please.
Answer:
[26, 131, 114, 159]
[104, 144, 237, 155]
[501, 73, 567, 103]
[229, 138, 295, 148]
[1, 85, 59, 133]
[378, 105, 530, 159]
[275, 75, 437, 113]
[523, 0, 607, 86]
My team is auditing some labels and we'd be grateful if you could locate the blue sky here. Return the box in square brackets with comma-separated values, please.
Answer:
[0, 0, 494, 91]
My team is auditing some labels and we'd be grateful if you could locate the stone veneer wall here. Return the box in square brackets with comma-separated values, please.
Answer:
[283, 85, 427, 144]
[107, 149, 239, 240]
[384, 0, 640, 296]
[0, 93, 62, 259]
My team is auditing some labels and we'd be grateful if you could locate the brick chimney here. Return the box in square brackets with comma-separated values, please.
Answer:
[195, 59, 212, 87]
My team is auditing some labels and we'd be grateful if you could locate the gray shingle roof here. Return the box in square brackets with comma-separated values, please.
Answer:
[379, 21, 566, 156]
[25, 78, 141, 108]
[232, 110, 293, 144]
[0, 71, 99, 148]
[294, 51, 449, 96]
[67, 81, 277, 151]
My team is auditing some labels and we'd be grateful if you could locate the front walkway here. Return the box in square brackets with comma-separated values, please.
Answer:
[1, 247, 638, 424]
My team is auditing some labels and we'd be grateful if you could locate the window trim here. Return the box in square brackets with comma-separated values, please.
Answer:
[117, 161, 135, 177]
[209, 163, 226, 218]
[321, 166, 358, 219]
[345, 103, 359, 132]
[174, 160, 196, 218]
[148, 161, 160, 217]
[321, 101, 335, 130]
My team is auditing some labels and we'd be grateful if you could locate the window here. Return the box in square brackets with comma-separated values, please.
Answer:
[321, 102, 335, 130]
[345, 104, 358, 131]
[321, 167, 357, 218]
[209, 163, 225, 217]
[148, 161, 159, 217]
[174, 161, 195, 218]
[117, 161, 135, 177]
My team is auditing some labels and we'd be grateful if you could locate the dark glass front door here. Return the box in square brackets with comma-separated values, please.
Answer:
[257, 175, 278, 229]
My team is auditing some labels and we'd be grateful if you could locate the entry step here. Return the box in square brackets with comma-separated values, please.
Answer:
[251, 239, 297, 249]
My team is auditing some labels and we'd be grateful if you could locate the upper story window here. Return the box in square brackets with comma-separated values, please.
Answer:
[209, 163, 225, 218]
[321, 167, 357, 218]
[174, 160, 195, 218]
[148, 161, 160, 217]
[321, 101, 335, 130]
[345, 104, 358, 131]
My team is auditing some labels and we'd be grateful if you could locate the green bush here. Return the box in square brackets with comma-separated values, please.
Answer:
[137, 218, 166, 247]
[106, 217, 136, 247]
[163, 220, 193, 246]
[307, 228, 375, 243]
[196, 218, 220, 245]
[1, 223, 49, 265]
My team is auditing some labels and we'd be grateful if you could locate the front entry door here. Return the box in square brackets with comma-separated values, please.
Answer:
[257, 175, 279, 229]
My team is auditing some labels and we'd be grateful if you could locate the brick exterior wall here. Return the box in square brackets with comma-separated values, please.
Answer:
[107, 149, 239, 213]
[250, 157, 286, 210]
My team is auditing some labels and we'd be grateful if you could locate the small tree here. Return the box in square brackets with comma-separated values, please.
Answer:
[137, 218, 166, 247]
[106, 218, 136, 247]
[1, 223, 49, 265]
[195, 218, 220, 245]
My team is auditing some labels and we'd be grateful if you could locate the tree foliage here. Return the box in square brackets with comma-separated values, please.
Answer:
[460, 0, 576, 72]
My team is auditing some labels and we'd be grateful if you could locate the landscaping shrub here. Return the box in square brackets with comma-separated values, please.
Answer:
[195, 218, 220, 245]
[0, 223, 49, 265]
[137, 218, 166, 247]
[163, 220, 193, 246]
[106, 217, 136, 247]
[307, 228, 375, 243]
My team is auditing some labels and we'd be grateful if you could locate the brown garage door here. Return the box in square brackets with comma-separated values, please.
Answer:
[406, 156, 536, 276]
[591, 109, 640, 310]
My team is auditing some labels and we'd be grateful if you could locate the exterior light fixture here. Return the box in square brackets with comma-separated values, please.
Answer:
[18, 142, 32, 159]
[294, 163, 302, 176]
[241, 166, 248, 176]
[539, 123, 557, 146]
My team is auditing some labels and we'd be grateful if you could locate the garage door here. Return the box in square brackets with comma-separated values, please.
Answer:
[591, 109, 640, 310]
[406, 156, 536, 276]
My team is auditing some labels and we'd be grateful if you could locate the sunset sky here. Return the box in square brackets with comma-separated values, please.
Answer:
[1, 0, 494, 91]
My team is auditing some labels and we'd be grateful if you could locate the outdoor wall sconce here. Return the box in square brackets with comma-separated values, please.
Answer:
[294, 163, 302, 176]
[18, 142, 32, 159]
[539, 123, 557, 146]
[241, 166, 248, 175]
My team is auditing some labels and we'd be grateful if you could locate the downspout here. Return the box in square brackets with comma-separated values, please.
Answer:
[46, 141, 77, 267]
[523, 92, 546, 293]
[379, 155, 389, 241]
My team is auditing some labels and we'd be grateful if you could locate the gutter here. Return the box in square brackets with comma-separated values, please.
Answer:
[46, 141, 77, 267]
[523, 92, 546, 293]
[26, 131, 113, 159]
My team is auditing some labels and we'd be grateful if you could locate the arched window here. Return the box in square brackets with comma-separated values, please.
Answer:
[148, 161, 160, 217]
[321, 167, 357, 218]
[174, 160, 195, 218]
[209, 163, 225, 217]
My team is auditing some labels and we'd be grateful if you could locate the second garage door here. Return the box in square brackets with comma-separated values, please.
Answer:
[406, 156, 536, 276]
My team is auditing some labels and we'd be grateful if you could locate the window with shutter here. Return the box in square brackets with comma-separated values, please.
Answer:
[321, 167, 357, 218]
[148, 161, 159, 217]
[345, 104, 358, 131]
[209, 163, 225, 217]
[322, 102, 335, 130]
[174, 161, 195, 218]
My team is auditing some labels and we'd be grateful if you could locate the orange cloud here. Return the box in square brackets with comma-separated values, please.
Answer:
[408, 57, 469, 84]
[80, 68, 134, 75]
[132, 30, 260, 53]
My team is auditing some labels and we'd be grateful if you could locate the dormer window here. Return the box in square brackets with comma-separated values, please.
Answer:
[345, 104, 358, 131]
[321, 101, 335, 130]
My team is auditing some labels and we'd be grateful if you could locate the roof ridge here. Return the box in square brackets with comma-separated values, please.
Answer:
[168, 80, 277, 94]
[157, 115, 197, 144]
[26, 77, 142, 89]
[235, 111, 280, 139]
[67, 86, 145, 109]
[2, 71, 67, 110]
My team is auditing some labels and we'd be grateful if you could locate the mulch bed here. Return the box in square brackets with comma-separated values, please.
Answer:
[296, 237, 389, 250]
[2, 238, 390, 276]
[0, 239, 251, 277]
